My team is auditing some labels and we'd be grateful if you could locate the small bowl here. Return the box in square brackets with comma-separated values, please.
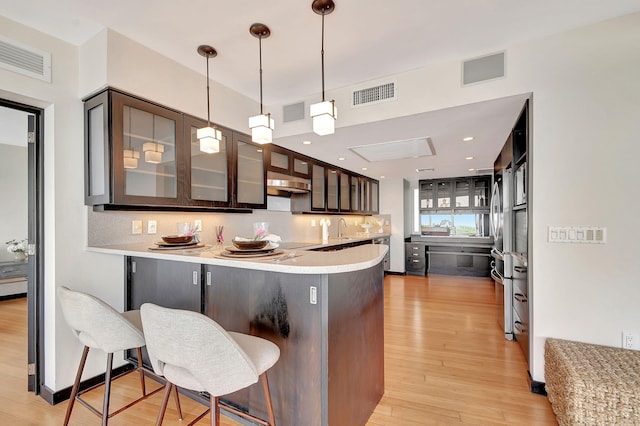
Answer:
[161, 235, 193, 244]
[232, 239, 268, 250]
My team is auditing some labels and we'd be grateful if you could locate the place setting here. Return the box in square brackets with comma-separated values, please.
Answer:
[216, 222, 286, 259]
[149, 222, 205, 251]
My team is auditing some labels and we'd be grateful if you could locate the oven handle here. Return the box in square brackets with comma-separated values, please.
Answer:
[491, 269, 503, 284]
[514, 293, 527, 303]
[491, 247, 504, 261]
[514, 321, 527, 333]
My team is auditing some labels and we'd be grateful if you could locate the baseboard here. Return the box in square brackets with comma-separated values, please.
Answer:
[384, 271, 405, 276]
[528, 371, 547, 396]
[45, 363, 134, 405]
[0, 293, 27, 301]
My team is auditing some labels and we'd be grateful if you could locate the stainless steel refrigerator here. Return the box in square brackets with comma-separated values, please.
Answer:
[491, 167, 513, 340]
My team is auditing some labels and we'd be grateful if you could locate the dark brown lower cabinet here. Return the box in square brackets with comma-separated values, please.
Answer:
[126, 256, 384, 426]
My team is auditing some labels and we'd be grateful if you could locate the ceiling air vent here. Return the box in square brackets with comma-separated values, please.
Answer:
[462, 51, 504, 86]
[475, 168, 494, 175]
[0, 35, 51, 82]
[351, 82, 396, 108]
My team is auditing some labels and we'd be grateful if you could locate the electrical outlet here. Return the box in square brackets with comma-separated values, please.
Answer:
[194, 219, 202, 232]
[147, 220, 157, 234]
[622, 331, 639, 350]
[311, 219, 316, 227]
[131, 220, 142, 235]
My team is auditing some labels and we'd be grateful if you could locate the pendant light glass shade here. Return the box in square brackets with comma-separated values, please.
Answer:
[143, 142, 164, 164]
[197, 126, 221, 154]
[123, 149, 140, 169]
[249, 113, 274, 144]
[196, 45, 222, 154]
[249, 23, 273, 145]
[310, 100, 337, 136]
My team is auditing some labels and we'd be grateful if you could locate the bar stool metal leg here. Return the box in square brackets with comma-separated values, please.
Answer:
[102, 352, 114, 426]
[64, 345, 90, 426]
[261, 373, 276, 426]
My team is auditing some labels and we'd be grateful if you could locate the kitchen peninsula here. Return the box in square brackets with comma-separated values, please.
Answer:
[89, 242, 387, 426]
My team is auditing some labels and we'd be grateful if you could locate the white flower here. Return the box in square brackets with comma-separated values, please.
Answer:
[6, 239, 27, 254]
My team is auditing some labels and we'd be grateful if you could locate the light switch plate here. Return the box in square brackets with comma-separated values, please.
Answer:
[131, 220, 142, 235]
[147, 220, 157, 234]
[548, 226, 606, 244]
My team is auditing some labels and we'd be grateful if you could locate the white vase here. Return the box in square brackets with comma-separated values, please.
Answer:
[14, 252, 27, 261]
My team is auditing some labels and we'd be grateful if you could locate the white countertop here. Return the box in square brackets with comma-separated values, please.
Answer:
[87, 241, 388, 275]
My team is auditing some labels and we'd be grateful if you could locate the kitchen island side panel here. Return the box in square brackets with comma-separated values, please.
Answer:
[204, 266, 324, 426]
[328, 262, 385, 426]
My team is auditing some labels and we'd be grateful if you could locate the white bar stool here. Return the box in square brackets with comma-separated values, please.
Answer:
[140, 303, 281, 426]
[57, 286, 182, 425]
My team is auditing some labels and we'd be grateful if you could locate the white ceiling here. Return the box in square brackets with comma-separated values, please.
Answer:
[1, 1, 638, 182]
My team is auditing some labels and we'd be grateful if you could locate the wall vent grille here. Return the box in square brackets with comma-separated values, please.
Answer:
[462, 51, 504, 86]
[282, 101, 305, 123]
[351, 82, 396, 107]
[0, 35, 51, 82]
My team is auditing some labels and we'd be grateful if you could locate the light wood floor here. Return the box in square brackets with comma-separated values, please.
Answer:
[0, 274, 557, 425]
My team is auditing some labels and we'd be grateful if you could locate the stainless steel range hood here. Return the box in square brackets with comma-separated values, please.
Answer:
[267, 172, 311, 197]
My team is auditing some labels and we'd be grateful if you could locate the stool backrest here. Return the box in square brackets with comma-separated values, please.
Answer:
[140, 303, 259, 396]
[57, 286, 145, 353]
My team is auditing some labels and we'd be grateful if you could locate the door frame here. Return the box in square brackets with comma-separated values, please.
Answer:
[0, 98, 45, 394]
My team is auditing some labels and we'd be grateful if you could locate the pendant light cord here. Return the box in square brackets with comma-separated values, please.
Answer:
[259, 36, 264, 115]
[206, 57, 211, 127]
[321, 13, 326, 102]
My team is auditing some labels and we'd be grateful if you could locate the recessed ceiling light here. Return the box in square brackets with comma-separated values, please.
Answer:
[380, 175, 385, 179]
[465, 156, 474, 160]
[303, 140, 312, 145]
[338, 157, 345, 161]
[416, 167, 435, 173]
[468, 168, 475, 172]
[362, 167, 368, 171]
[463, 136, 474, 142]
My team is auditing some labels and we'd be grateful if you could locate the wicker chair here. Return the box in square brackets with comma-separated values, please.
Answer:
[140, 303, 280, 426]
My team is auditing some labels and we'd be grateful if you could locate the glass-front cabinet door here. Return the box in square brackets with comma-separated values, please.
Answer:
[473, 177, 490, 209]
[184, 116, 231, 207]
[339, 172, 351, 212]
[113, 92, 183, 206]
[371, 180, 379, 213]
[326, 168, 339, 211]
[436, 181, 452, 209]
[311, 163, 326, 211]
[454, 179, 470, 209]
[233, 133, 266, 209]
[419, 181, 435, 210]
[350, 176, 360, 212]
[292, 154, 311, 178]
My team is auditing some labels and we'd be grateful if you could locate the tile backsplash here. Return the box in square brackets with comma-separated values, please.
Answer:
[87, 208, 388, 247]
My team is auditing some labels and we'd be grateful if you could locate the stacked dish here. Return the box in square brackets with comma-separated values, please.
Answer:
[218, 239, 282, 258]
[150, 235, 204, 251]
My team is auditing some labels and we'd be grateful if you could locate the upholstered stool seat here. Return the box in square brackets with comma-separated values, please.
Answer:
[140, 303, 280, 426]
[57, 286, 181, 425]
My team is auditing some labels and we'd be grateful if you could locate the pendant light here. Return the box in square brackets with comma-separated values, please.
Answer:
[248, 23, 274, 145]
[196, 45, 222, 154]
[143, 114, 164, 164]
[123, 107, 140, 169]
[310, 0, 337, 136]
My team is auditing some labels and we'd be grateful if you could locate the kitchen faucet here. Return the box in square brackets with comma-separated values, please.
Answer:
[338, 218, 347, 238]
